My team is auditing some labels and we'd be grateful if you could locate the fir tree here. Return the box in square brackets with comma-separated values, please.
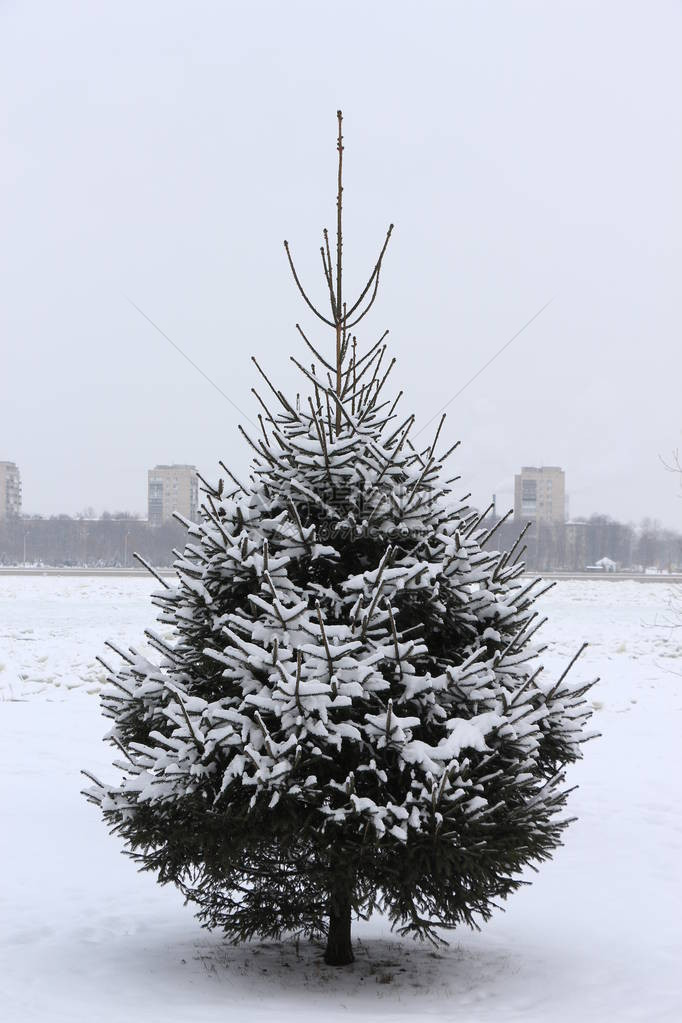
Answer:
[84, 112, 595, 967]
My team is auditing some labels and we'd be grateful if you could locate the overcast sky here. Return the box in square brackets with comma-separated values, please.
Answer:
[1, 1, 681, 527]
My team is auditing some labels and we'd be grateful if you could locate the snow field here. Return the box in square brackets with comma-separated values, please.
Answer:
[1, 577, 681, 1021]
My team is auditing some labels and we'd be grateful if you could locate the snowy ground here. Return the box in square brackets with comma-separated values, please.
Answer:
[1, 577, 681, 1022]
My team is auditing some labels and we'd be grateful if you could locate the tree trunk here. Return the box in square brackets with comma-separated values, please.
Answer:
[324, 891, 354, 966]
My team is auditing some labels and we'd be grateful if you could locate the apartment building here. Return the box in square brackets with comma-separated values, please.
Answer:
[514, 466, 565, 523]
[147, 464, 198, 525]
[0, 461, 22, 518]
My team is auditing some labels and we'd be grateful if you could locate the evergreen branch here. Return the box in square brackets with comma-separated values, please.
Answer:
[339, 310, 350, 363]
[283, 241, 336, 327]
[238, 425, 275, 465]
[480, 508, 513, 548]
[359, 345, 386, 407]
[345, 224, 394, 319]
[251, 356, 298, 417]
[326, 386, 359, 434]
[132, 552, 170, 589]
[384, 599, 404, 678]
[364, 357, 396, 416]
[257, 414, 271, 447]
[323, 228, 337, 316]
[345, 266, 382, 329]
[546, 643, 589, 699]
[320, 240, 337, 316]
[387, 389, 403, 419]
[95, 654, 116, 676]
[104, 640, 135, 665]
[204, 494, 231, 544]
[353, 331, 388, 373]
[306, 398, 334, 486]
[250, 388, 278, 428]
[438, 440, 461, 464]
[384, 412, 416, 450]
[297, 323, 336, 373]
[315, 601, 335, 681]
[462, 502, 495, 539]
[195, 471, 221, 498]
[342, 342, 384, 397]
[285, 496, 313, 554]
[80, 769, 104, 791]
[165, 683, 204, 752]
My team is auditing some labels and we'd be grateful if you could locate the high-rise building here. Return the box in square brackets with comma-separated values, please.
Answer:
[147, 464, 198, 525]
[514, 466, 565, 523]
[0, 461, 22, 518]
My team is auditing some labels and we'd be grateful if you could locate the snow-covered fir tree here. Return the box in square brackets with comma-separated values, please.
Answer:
[84, 112, 595, 966]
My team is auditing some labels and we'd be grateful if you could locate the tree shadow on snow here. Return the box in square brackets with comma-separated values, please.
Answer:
[189, 929, 521, 1009]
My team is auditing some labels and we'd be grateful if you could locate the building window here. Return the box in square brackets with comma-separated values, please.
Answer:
[521, 479, 537, 514]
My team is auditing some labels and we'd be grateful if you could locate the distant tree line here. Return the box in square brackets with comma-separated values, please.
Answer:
[0, 513, 187, 567]
[0, 509, 680, 572]
[490, 514, 682, 572]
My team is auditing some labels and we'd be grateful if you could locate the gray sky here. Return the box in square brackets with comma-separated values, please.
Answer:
[2, 1, 681, 527]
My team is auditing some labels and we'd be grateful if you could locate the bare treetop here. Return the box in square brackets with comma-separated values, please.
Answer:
[284, 110, 394, 428]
